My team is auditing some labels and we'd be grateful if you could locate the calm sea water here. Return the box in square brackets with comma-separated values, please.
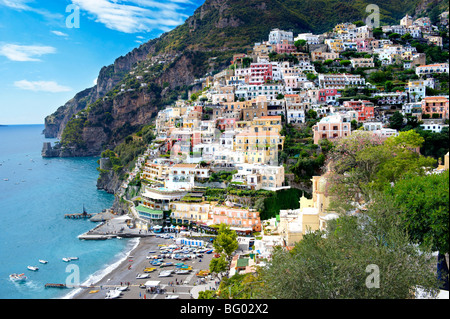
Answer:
[0, 125, 136, 299]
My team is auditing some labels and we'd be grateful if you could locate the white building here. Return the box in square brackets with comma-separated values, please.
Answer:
[294, 33, 322, 45]
[268, 29, 294, 44]
[420, 122, 449, 133]
[416, 63, 449, 77]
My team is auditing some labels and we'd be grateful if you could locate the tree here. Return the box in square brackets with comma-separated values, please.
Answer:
[256, 192, 439, 299]
[385, 170, 449, 290]
[339, 60, 351, 67]
[327, 130, 435, 207]
[389, 111, 404, 130]
[212, 224, 239, 260]
[209, 255, 229, 277]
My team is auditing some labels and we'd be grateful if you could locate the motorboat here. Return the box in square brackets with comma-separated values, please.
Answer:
[27, 266, 39, 271]
[143, 267, 156, 273]
[136, 273, 150, 279]
[165, 295, 179, 299]
[39, 260, 48, 264]
[160, 262, 173, 268]
[175, 269, 190, 275]
[116, 286, 128, 291]
[105, 289, 121, 299]
[10, 273, 27, 282]
[69, 257, 79, 261]
[62, 257, 70, 262]
[158, 270, 172, 277]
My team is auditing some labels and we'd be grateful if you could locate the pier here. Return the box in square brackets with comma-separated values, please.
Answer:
[65, 205, 93, 219]
[64, 212, 93, 219]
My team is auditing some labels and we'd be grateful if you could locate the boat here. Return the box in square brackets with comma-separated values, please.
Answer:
[143, 267, 156, 273]
[27, 266, 39, 271]
[9, 273, 27, 282]
[39, 260, 48, 264]
[136, 273, 150, 279]
[62, 257, 70, 262]
[175, 269, 190, 275]
[105, 289, 121, 299]
[165, 295, 179, 299]
[116, 286, 128, 292]
[89, 290, 99, 294]
[160, 262, 173, 268]
[158, 270, 173, 277]
[69, 257, 79, 261]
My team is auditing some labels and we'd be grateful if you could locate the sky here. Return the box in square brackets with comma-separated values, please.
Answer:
[0, 0, 205, 124]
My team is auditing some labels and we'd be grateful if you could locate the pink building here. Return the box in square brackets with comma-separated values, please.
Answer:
[250, 63, 273, 85]
[212, 206, 262, 233]
[275, 39, 297, 54]
[217, 118, 236, 131]
[356, 38, 373, 52]
[313, 114, 352, 144]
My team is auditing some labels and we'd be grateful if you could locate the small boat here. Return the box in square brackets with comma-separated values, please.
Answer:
[136, 273, 150, 279]
[158, 270, 173, 277]
[165, 295, 179, 299]
[62, 258, 70, 262]
[160, 262, 173, 268]
[69, 257, 79, 261]
[89, 290, 99, 294]
[175, 269, 190, 275]
[116, 286, 128, 292]
[27, 266, 39, 271]
[143, 267, 156, 273]
[10, 273, 27, 282]
[39, 260, 48, 264]
[105, 289, 121, 299]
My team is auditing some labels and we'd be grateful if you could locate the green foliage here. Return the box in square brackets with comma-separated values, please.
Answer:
[60, 114, 87, 148]
[385, 170, 449, 254]
[257, 194, 439, 299]
[209, 256, 228, 275]
[212, 224, 239, 260]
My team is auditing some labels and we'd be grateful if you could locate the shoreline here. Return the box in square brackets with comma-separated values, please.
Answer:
[68, 234, 216, 300]
[62, 237, 141, 299]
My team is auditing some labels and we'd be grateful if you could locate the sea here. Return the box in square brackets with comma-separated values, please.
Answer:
[0, 124, 138, 299]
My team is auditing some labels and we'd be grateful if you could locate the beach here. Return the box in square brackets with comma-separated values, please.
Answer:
[71, 234, 218, 300]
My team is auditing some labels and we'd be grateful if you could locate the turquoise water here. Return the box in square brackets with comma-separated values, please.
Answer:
[0, 125, 135, 299]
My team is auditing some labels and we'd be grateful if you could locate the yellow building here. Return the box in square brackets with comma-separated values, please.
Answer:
[234, 126, 285, 164]
[170, 201, 217, 225]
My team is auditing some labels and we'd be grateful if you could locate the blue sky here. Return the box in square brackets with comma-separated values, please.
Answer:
[0, 0, 204, 124]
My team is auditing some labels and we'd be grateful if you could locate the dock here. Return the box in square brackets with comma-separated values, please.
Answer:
[45, 283, 67, 288]
[65, 205, 93, 219]
[65, 212, 93, 219]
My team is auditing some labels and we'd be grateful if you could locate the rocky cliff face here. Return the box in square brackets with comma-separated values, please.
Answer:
[42, 0, 425, 159]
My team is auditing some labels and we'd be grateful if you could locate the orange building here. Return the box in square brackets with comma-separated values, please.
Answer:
[212, 206, 261, 233]
[421, 96, 449, 120]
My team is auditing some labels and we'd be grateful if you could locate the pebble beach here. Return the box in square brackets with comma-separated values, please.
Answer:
[71, 219, 218, 300]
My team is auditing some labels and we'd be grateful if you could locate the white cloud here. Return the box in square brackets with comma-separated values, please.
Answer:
[51, 30, 69, 37]
[71, 0, 190, 33]
[0, 0, 63, 20]
[14, 80, 72, 93]
[0, 44, 56, 62]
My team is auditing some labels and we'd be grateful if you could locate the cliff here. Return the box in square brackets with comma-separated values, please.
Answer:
[42, 0, 428, 161]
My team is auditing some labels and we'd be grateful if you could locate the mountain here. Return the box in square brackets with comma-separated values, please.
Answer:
[42, 0, 424, 157]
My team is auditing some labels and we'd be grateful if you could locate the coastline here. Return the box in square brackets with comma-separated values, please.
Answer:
[62, 237, 141, 299]
[68, 234, 217, 300]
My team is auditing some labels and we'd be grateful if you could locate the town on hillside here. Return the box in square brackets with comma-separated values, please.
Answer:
[100, 13, 449, 295]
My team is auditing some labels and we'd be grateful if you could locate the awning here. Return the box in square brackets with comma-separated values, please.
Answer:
[144, 281, 161, 288]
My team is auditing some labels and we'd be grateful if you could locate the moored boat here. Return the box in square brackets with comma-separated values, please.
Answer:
[62, 257, 70, 262]
[10, 273, 27, 282]
[27, 266, 39, 271]
[39, 260, 48, 264]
